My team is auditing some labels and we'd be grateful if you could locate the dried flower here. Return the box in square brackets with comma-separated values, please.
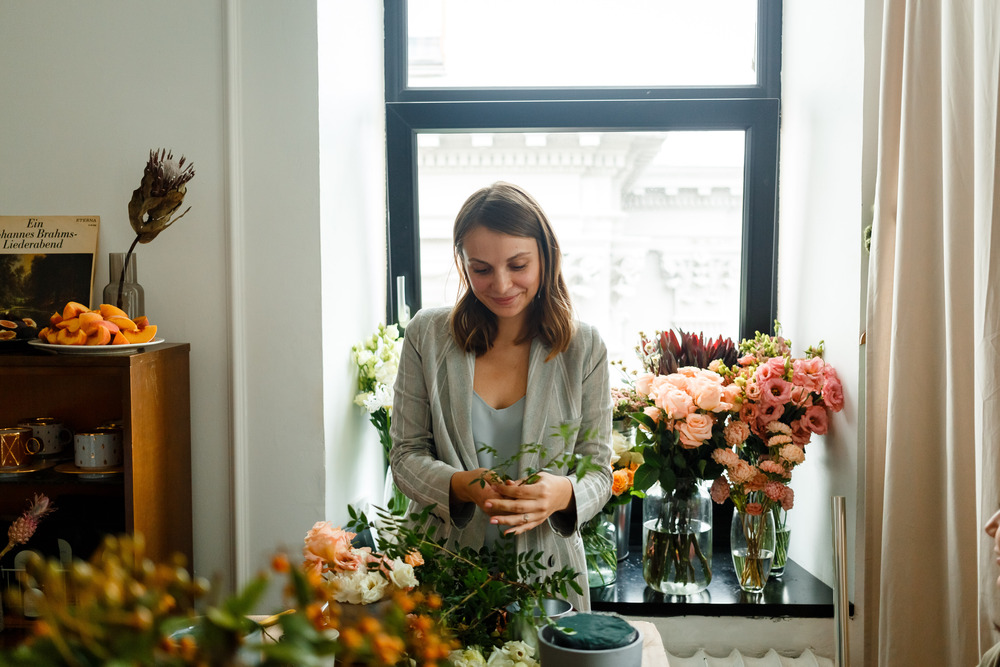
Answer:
[0, 493, 55, 560]
[128, 149, 195, 244]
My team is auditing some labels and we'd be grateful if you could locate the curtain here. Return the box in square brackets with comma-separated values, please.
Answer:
[865, 1, 1000, 665]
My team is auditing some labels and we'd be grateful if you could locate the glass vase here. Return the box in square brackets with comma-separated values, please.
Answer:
[730, 506, 776, 594]
[582, 512, 618, 587]
[641, 478, 713, 596]
[771, 505, 790, 577]
[102, 252, 145, 317]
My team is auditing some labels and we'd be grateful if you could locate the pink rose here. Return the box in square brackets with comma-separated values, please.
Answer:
[656, 386, 695, 419]
[745, 502, 764, 516]
[792, 357, 825, 392]
[821, 370, 845, 412]
[635, 372, 655, 397]
[711, 477, 730, 504]
[689, 375, 724, 412]
[677, 412, 714, 448]
[643, 405, 662, 424]
[303, 521, 361, 572]
[802, 404, 829, 435]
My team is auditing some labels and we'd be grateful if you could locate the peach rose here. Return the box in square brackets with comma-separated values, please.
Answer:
[303, 521, 361, 572]
[612, 468, 631, 495]
[689, 375, 724, 412]
[656, 386, 695, 419]
[677, 412, 714, 448]
[635, 372, 655, 397]
[745, 502, 764, 516]
[643, 405, 662, 424]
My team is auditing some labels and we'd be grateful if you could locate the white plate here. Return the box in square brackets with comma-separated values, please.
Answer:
[28, 338, 165, 355]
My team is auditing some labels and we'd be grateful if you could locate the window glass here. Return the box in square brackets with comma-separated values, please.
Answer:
[416, 130, 745, 363]
[407, 0, 759, 88]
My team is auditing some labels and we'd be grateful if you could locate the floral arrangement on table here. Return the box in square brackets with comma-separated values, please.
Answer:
[709, 324, 846, 588]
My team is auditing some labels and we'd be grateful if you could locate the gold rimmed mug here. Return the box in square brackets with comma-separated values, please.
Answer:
[0, 427, 42, 469]
[17, 417, 73, 456]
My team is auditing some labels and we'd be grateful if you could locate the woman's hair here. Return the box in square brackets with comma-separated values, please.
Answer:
[449, 182, 574, 359]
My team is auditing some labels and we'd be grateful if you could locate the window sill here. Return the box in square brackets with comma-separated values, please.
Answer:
[590, 549, 847, 619]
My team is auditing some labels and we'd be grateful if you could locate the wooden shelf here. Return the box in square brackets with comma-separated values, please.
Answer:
[0, 343, 193, 565]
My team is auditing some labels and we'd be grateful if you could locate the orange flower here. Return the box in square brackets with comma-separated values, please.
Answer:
[611, 468, 631, 495]
[404, 550, 424, 567]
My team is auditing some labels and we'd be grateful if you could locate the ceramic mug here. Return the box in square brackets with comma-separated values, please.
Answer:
[0, 427, 42, 469]
[18, 417, 73, 456]
[74, 428, 123, 469]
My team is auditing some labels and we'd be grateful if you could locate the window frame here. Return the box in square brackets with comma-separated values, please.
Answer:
[384, 0, 782, 342]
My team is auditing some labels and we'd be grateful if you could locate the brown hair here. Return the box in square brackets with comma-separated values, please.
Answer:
[449, 182, 574, 359]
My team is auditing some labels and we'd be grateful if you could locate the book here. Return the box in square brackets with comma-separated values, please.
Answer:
[0, 216, 100, 325]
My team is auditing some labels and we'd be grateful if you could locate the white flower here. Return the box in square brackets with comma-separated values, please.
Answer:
[610, 430, 631, 464]
[387, 560, 418, 589]
[330, 567, 388, 605]
[486, 650, 514, 667]
[449, 648, 488, 667]
[500, 641, 535, 663]
[358, 570, 388, 604]
[362, 384, 394, 413]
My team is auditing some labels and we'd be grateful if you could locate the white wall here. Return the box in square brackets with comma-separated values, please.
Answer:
[779, 1, 867, 663]
[0, 0, 386, 605]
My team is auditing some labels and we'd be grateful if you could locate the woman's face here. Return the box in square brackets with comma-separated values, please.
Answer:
[460, 225, 541, 325]
[988, 509, 1000, 587]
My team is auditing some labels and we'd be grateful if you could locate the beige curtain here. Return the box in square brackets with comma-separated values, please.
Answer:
[865, 0, 1000, 665]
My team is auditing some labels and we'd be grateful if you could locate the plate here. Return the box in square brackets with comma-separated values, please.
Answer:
[0, 459, 58, 479]
[28, 338, 165, 355]
[55, 462, 124, 479]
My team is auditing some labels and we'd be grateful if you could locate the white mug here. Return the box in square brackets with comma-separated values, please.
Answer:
[18, 417, 73, 456]
[74, 429, 122, 469]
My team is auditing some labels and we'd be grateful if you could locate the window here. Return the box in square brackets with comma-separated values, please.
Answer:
[385, 0, 781, 351]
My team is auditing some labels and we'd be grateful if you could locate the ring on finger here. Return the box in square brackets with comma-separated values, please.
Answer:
[522, 513, 529, 525]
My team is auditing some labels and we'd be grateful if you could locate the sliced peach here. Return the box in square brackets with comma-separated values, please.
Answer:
[120, 324, 157, 345]
[107, 315, 137, 332]
[61, 301, 90, 322]
[99, 303, 130, 319]
[42, 328, 59, 344]
[95, 319, 120, 335]
[56, 328, 87, 346]
[78, 311, 104, 334]
[111, 331, 130, 345]
[133, 316, 149, 329]
[49, 311, 63, 327]
[86, 326, 113, 346]
[56, 317, 81, 332]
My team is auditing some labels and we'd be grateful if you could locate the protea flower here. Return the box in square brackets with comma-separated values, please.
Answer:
[0, 493, 55, 560]
[113, 149, 196, 309]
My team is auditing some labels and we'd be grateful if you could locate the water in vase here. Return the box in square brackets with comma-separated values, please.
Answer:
[642, 518, 713, 596]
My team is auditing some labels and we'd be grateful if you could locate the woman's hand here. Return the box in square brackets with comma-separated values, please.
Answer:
[485, 472, 575, 536]
[450, 468, 505, 512]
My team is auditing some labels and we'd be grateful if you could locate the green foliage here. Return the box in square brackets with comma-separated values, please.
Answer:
[347, 504, 582, 651]
[473, 422, 602, 488]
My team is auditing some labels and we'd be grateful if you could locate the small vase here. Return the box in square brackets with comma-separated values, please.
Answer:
[102, 252, 145, 317]
[613, 500, 631, 561]
[582, 512, 618, 587]
[641, 478, 713, 596]
[771, 506, 790, 577]
[730, 506, 776, 594]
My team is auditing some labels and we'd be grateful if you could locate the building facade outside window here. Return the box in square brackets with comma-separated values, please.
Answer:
[385, 0, 782, 364]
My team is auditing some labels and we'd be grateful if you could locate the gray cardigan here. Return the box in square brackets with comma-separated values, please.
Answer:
[389, 307, 613, 611]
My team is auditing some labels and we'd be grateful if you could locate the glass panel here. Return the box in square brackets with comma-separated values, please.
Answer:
[416, 130, 745, 366]
[407, 0, 759, 88]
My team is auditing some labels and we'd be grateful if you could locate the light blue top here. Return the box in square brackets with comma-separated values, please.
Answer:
[472, 392, 525, 546]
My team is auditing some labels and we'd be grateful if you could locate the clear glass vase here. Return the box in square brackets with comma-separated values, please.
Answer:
[771, 505, 790, 577]
[102, 252, 145, 317]
[730, 506, 776, 594]
[582, 512, 618, 587]
[641, 478, 713, 596]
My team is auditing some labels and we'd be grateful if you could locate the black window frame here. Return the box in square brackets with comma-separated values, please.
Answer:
[385, 0, 782, 342]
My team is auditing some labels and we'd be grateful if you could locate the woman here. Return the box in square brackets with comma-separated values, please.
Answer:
[981, 509, 1000, 666]
[389, 182, 612, 611]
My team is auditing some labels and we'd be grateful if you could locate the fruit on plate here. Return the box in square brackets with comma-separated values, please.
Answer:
[38, 303, 159, 346]
[0, 313, 39, 342]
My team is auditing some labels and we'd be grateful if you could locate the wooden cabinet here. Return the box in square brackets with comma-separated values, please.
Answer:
[0, 343, 192, 566]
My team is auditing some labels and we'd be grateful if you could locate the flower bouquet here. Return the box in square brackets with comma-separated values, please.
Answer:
[711, 324, 845, 586]
[352, 322, 406, 512]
